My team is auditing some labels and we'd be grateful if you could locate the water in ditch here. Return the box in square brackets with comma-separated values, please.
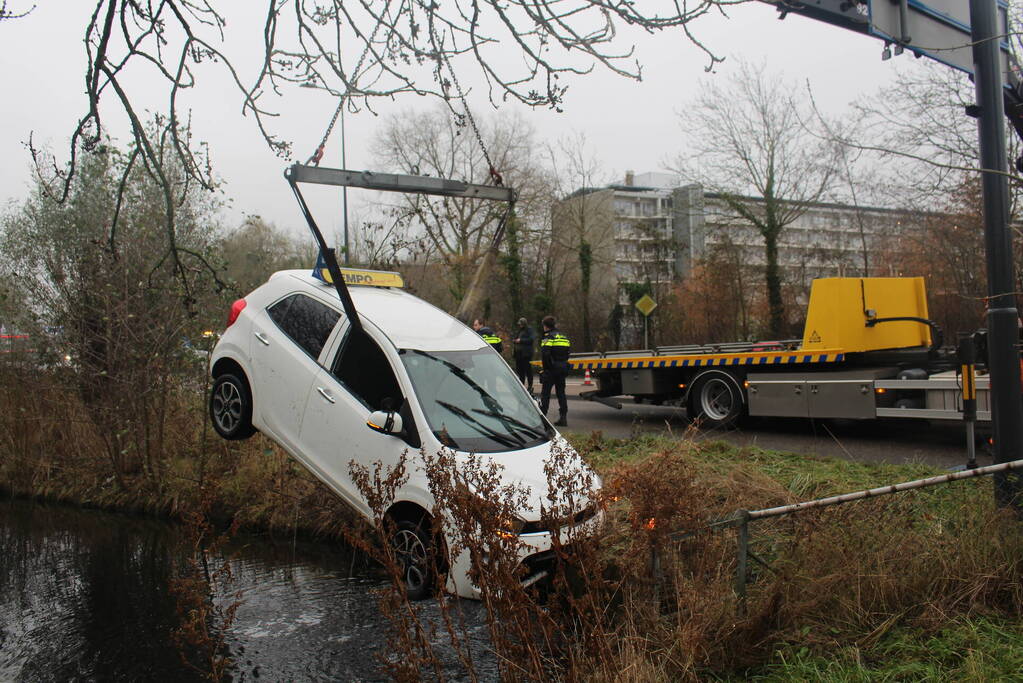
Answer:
[0, 498, 496, 681]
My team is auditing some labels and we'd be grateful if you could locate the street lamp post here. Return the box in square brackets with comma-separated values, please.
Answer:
[970, 0, 1023, 508]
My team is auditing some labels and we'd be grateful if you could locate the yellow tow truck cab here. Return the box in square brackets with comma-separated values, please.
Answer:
[574, 277, 986, 427]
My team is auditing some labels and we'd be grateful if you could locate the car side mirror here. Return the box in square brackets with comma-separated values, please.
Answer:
[367, 410, 404, 436]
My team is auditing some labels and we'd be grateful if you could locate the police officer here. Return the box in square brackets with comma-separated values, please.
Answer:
[539, 315, 571, 426]
[473, 318, 503, 354]
[512, 317, 535, 393]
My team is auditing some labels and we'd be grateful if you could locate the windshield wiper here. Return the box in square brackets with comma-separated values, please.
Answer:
[436, 400, 524, 449]
[411, 350, 502, 407]
[471, 408, 547, 440]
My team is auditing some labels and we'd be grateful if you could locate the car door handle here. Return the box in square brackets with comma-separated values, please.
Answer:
[316, 387, 335, 404]
[254, 331, 270, 346]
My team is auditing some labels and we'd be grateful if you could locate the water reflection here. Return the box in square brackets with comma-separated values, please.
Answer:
[0, 499, 493, 681]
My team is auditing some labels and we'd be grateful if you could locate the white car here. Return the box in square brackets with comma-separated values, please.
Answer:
[208, 268, 600, 599]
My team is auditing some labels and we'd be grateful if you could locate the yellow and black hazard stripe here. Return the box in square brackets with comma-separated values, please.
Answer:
[961, 363, 976, 401]
[569, 350, 846, 371]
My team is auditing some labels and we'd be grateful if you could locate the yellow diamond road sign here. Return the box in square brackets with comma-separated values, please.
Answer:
[635, 294, 657, 317]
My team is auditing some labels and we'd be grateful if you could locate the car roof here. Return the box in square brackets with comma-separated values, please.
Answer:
[271, 270, 486, 351]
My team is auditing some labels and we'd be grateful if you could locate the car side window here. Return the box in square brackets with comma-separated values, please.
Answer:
[332, 329, 403, 412]
[267, 293, 341, 359]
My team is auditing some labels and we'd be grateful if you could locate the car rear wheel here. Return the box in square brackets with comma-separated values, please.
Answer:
[210, 372, 255, 440]
[390, 519, 437, 601]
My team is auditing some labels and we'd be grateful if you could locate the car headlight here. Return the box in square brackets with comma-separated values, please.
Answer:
[519, 503, 599, 534]
[497, 516, 525, 539]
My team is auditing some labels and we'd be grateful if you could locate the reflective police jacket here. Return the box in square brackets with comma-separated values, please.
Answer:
[479, 326, 503, 354]
[540, 329, 571, 376]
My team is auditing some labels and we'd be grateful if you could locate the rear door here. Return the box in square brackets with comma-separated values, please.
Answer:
[250, 292, 342, 450]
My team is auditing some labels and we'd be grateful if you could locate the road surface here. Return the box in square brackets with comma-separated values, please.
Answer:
[545, 380, 983, 470]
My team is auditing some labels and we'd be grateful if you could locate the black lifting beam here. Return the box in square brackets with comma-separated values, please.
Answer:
[286, 164, 516, 203]
[285, 163, 517, 333]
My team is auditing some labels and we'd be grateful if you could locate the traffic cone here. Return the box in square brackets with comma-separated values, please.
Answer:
[583, 369, 594, 386]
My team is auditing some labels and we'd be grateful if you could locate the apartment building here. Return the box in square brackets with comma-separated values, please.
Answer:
[550, 171, 913, 347]
[555, 171, 909, 304]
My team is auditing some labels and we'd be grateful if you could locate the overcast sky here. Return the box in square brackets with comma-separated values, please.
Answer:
[0, 2, 937, 241]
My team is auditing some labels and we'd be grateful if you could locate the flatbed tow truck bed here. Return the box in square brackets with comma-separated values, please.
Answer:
[564, 277, 989, 429]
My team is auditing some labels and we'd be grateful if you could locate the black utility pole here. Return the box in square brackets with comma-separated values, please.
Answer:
[970, 0, 1023, 508]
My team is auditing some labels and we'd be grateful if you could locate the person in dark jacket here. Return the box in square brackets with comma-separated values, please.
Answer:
[512, 317, 535, 393]
[473, 318, 503, 354]
[539, 315, 571, 426]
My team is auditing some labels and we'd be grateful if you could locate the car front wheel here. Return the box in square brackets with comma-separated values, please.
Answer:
[209, 372, 256, 440]
[390, 519, 437, 601]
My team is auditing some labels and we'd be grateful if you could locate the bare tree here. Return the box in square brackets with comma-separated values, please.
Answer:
[830, 61, 1023, 216]
[26, 0, 743, 293]
[545, 133, 612, 350]
[840, 62, 1023, 330]
[673, 62, 843, 338]
[845, 64, 986, 209]
[346, 207, 424, 271]
[2, 137, 224, 487]
[372, 106, 551, 309]
[0, 2, 34, 21]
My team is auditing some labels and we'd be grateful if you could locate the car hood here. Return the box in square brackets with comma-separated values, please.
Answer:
[466, 436, 601, 522]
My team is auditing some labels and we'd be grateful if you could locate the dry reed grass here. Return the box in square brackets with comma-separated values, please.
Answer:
[3, 360, 1021, 680]
[348, 433, 1023, 681]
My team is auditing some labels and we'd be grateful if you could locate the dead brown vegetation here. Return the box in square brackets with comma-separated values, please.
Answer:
[3, 356, 1021, 680]
[349, 435, 1023, 681]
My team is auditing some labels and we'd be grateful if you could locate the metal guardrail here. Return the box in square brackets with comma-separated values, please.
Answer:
[658, 457, 1023, 614]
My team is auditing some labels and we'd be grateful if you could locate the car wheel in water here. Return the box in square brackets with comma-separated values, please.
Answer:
[209, 372, 256, 440]
[390, 519, 435, 601]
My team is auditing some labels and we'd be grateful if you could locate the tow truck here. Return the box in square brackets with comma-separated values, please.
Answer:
[573, 277, 990, 429]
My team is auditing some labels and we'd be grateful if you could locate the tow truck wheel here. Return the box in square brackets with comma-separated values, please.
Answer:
[689, 372, 743, 429]
[390, 519, 436, 601]
[209, 372, 256, 440]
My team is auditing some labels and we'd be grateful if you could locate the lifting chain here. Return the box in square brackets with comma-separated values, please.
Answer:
[434, 30, 503, 186]
[308, 5, 390, 166]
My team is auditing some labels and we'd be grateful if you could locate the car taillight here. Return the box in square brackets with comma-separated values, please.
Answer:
[227, 298, 247, 328]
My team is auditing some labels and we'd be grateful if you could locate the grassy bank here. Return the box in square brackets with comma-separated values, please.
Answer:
[0, 365, 363, 541]
[572, 432, 1023, 681]
[3, 366, 1021, 680]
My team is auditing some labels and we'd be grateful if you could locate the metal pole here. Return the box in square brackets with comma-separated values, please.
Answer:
[734, 510, 749, 616]
[644, 315, 649, 350]
[650, 544, 662, 609]
[747, 457, 1023, 521]
[970, 0, 1023, 509]
[959, 333, 979, 469]
[341, 107, 350, 266]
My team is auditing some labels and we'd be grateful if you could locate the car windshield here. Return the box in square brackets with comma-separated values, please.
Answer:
[399, 348, 553, 453]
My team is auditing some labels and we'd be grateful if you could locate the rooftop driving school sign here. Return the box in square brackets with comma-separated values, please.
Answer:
[767, 0, 1012, 83]
[312, 253, 405, 288]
